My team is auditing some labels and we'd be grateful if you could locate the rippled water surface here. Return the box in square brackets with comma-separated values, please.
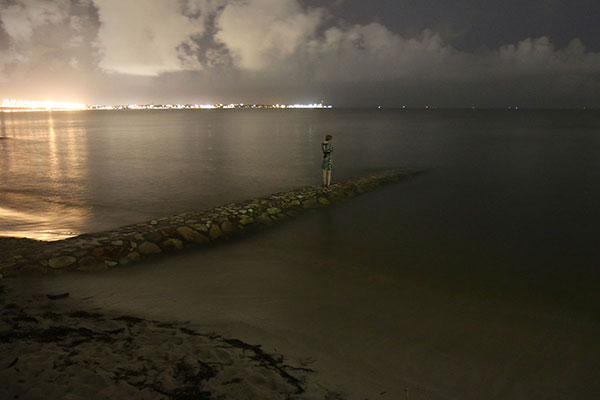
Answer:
[3, 109, 600, 399]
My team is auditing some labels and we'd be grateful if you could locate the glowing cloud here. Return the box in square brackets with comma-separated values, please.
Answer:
[93, 0, 206, 76]
[215, 0, 322, 70]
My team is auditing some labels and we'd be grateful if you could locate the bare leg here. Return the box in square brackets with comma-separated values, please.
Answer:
[326, 170, 332, 187]
[322, 170, 327, 187]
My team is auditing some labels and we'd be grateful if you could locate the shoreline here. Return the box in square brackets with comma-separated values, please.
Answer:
[0, 169, 420, 279]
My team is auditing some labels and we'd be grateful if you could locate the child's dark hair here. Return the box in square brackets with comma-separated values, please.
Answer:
[325, 134, 333, 141]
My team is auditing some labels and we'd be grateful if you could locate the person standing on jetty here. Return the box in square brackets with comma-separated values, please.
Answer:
[321, 134, 333, 188]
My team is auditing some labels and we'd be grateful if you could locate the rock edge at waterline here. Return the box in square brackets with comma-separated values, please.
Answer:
[0, 169, 419, 278]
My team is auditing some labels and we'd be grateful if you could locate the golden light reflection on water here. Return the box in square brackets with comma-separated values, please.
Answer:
[0, 112, 91, 241]
[0, 204, 79, 241]
[48, 113, 59, 185]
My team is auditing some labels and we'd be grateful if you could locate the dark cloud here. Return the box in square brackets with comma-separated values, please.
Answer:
[303, 0, 600, 52]
[0, 0, 598, 107]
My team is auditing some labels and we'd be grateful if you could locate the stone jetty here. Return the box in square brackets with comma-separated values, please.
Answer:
[0, 169, 418, 278]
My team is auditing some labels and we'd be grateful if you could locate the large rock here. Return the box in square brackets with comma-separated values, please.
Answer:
[126, 251, 141, 262]
[119, 251, 141, 265]
[190, 223, 209, 232]
[302, 198, 318, 208]
[92, 246, 121, 259]
[48, 256, 76, 269]
[138, 242, 162, 255]
[74, 250, 89, 257]
[161, 238, 184, 251]
[209, 225, 224, 240]
[221, 221, 238, 234]
[160, 227, 178, 237]
[143, 231, 163, 243]
[177, 227, 210, 244]
[239, 215, 254, 225]
[256, 214, 273, 226]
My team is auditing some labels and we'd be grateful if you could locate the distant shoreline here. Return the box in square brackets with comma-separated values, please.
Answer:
[0, 106, 596, 113]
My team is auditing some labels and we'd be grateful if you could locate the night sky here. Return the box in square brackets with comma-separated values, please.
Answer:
[0, 0, 599, 107]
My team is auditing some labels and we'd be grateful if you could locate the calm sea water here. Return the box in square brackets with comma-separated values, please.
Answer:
[0, 108, 421, 239]
[3, 109, 600, 398]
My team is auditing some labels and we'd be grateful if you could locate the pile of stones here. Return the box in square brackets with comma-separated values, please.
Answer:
[0, 169, 416, 278]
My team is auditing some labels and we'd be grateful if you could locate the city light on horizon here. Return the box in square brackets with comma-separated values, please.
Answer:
[1, 99, 87, 111]
[1, 98, 334, 112]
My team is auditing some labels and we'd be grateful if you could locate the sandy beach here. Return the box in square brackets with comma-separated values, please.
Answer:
[0, 280, 341, 400]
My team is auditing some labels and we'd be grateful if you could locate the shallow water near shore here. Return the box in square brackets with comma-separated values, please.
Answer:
[3, 109, 600, 398]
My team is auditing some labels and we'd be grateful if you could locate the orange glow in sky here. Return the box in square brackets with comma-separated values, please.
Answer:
[1, 99, 87, 111]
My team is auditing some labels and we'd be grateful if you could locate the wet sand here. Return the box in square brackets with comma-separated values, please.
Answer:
[0, 281, 342, 400]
